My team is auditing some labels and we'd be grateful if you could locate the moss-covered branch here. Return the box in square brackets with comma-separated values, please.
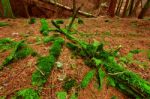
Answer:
[32, 37, 64, 86]
[51, 19, 150, 98]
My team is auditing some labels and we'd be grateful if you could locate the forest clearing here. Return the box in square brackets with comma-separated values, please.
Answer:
[0, 0, 150, 99]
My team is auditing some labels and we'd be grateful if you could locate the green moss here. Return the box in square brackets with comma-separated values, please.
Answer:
[32, 55, 55, 86]
[81, 70, 95, 88]
[0, 38, 15, 52]
[49, 38, 64, 57]
[32, 37, 64, 86]
[0, 22, 9, 27]
[51, 18, 150, 98]
[0, 41, 33, 70]
[13, 88, 40, 99]
[56, 91, 67, 99]
[28, 18, 36, 24]
[63, 78, 76, 92]
[40, 18, 49, 36]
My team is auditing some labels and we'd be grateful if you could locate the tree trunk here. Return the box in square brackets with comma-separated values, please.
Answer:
[116, 0, 123, 16]
[132, 0, 141, 16]
[116, 0, 121, 15]
[107, 0, 117, 17]
[122, 0, 129, 17]
[1, 0, 14, 18]
[128, 0, 135, 16]
[138, 0, 150, 19]
[93, 0, 101, 10]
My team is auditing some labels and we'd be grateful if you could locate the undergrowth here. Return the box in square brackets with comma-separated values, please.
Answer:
[0, 22, 9, 27]
[63, 78, 77, 92]
[12, 88, 40, 99]
[0, 38, 15, 52]
[40, 19, 60, 36]
[32, 37, 64, 86]
[51, 18, 150, 98]
[1, 16, 149, 99]
[28, 18, 36, 24]
[40, 18, 50, 36]
[56, 91, 67, 99]
[80, 70, 95, 89]
[0, 40, 34, 70]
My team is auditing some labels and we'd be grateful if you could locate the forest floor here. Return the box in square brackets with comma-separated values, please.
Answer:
[0, 17, 150, 99]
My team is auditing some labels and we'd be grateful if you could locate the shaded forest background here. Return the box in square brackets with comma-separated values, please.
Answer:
[0, 0, 150, 18]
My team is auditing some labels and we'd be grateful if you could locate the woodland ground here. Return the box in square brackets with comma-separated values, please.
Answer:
[0, 17, 150, 99]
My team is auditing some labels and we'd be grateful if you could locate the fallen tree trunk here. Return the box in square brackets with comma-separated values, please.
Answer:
[23, 0, 95, 18]
[42, 0, 96, 17]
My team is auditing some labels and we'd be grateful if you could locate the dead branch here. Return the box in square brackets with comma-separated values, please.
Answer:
[25, 0, 95, 17]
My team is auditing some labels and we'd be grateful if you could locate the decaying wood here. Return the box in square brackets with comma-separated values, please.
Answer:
[43, 0, 96, 17]
[24, 0, 95, 17]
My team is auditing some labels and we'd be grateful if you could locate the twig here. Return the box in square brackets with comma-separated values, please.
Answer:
[72, 0, 76, 15]
[107, 71, 127, 75]
[35, 66, 45, 76]
[67, 5, 82, 32]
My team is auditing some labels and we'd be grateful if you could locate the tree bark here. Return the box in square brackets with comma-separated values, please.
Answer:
[93, 0, 101, 10]
[107, 0, 117, 17]
[122, 0, 129, 17]
[132, 0, 141, 16]
[116, 0, 121, 15]
[128, 0, 135, 16]
[138, 0, 150, 19]
[116, 0, 123, 16]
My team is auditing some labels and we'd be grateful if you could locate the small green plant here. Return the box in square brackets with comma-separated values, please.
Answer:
[119, 52, 134, 64]
[40, 18, 50, 36]
[13, 88, 40, 99]
[0, 22, 9, 27]
[78, 18, 84, 24]
[70, 93, 78, 99]
[63, 78, 76, 92]
[53, 19, 64, 24]
[80, 70, 95, 88]
[0, 38, 15, 52]
[56, 91, 67, 99]
[32, 37, 64, 86]
[32, 56, 55, 86]
[107, 77, 116, 87]
[28, 18, 36, 24]
[0, 96, 6, 99]
[0, 40, 33, 70]
[98, 68, 105, 89]
[147, 50, 150, 60]
[111, 95, 117, 99]
[43, 34, 60, 43]
[131, 20, 138, 28]
[130, 49, 141, 54]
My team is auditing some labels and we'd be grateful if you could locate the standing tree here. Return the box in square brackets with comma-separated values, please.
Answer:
[93, 0, 101, 10]
[122, 0, 129, 17]
[128, 0, 135, 16]
[107, 0, 117, 17]
[116, 0, 124, 16]
[132, 0, 141, 16]
[138, 0, 150, 19]
[1, 0, 14, 18]
[116, 0, 123, 16]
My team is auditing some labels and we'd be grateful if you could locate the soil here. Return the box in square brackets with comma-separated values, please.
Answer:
[0, 17, 150, 99]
